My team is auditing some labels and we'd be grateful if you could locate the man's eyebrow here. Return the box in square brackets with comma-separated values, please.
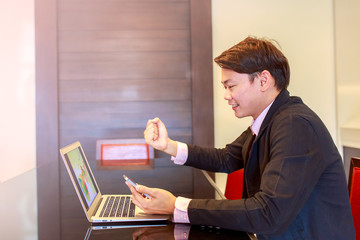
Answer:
[221, 79, 231, 85]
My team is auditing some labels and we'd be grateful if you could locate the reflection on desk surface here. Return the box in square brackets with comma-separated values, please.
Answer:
[1, 161, 255, 240]
[85, 223, 252, 240]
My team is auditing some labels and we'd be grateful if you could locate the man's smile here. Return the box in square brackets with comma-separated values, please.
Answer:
[231, 103, 239, 110]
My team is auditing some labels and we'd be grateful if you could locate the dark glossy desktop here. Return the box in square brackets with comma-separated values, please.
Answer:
[1, 161, 253, 240]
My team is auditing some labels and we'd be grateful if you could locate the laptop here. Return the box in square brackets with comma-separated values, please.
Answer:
[59, 141, 169, 223]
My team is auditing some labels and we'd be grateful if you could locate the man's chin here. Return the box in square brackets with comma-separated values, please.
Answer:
[234, 112, 244, 118]
[234, 111, 250, 119]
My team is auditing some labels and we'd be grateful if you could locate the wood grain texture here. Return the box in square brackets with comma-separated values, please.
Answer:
[56, 0, 199, 201]
[59, 79, 191, 102]
[58, 1, 190, 31]
[37, 1, 214, 221]
[59, 30, 190, 53]
[190, 0, 215, 199]
[35, 0, 61, 238]
[59, 52, 190, 80]
[59, 101, 192, 128]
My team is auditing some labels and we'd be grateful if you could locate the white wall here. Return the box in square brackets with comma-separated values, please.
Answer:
[212, 0, 336, 193]
[0, 0, 36, 183]
[334, 0, 360, 149]
[0, 169, 37, 239]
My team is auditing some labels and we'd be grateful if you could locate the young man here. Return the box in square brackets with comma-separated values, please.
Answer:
[126, 37, 355, 239]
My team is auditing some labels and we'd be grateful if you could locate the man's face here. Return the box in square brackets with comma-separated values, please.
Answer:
[221, 68, 263, 119]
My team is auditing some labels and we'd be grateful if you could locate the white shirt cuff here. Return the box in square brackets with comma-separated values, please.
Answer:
[173, 196, 191, 223]
[171, 142, 188, 165]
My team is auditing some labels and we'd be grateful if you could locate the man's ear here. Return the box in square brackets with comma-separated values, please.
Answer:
[258, 70, 272, 91]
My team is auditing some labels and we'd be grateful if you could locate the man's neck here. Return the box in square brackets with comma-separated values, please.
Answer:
[251, 100, 274, 135]
[253, 90, 280, 120]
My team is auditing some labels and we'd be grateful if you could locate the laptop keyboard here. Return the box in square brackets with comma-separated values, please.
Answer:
[99, 196, 136, 218]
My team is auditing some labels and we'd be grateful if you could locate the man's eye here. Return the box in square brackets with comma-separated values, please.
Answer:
[223, 85, 235, 90]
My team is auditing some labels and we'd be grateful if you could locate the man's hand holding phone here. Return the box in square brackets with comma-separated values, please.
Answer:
[124, 175, 176, 215]
[123, 175, 151, 198]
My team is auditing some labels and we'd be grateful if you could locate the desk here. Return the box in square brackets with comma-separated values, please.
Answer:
[0, 162, 254, 240]
[86, 224, 251, 240]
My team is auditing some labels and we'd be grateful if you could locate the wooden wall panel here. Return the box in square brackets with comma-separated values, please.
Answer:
[37, 3, 213, 237]
[36, 0, 213, 237]
[60, 101, 191, 128]
[190, 0, 214, 198]
[59, 52, 190, 80]
[35, 0, 61, 238]
[57, 0, 196, 201]
[58, 1, 189, 31]
[59, 30, 189, 52]
[59, 79, 191, 102]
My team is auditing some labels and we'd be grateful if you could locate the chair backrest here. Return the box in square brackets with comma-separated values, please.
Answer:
[224, 168, 244, 200]
[349, 157, 360, 194]
[348, 157, 360, 240]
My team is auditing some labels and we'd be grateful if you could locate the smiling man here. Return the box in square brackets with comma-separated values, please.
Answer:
[126, 37, 355, 240]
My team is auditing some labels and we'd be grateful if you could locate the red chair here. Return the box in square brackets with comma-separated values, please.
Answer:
[349, 157, 360, 239]
[224, 169, 244, 200]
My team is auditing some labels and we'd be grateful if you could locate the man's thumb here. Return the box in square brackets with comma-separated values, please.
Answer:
[136, 185, 154, 195]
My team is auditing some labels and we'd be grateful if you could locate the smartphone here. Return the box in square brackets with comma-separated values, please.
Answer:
[123, 174, 151, 198]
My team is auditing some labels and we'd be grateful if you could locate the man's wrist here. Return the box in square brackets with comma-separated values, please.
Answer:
[170, 195, 177, 214]
[164, 139, 178, 157]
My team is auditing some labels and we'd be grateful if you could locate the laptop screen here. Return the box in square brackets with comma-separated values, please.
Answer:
[64, 146, 99, 210]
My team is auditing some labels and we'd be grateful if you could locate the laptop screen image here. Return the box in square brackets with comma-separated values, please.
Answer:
[63, 146, 99, 210]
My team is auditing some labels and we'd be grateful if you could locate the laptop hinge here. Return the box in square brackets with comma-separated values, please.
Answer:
[91, 195, 104, 219]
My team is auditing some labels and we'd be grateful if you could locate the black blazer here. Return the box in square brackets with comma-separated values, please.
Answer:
[184, 90, 355, 240]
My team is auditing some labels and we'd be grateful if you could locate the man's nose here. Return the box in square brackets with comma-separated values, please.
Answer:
[224, 89, 231, 100]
